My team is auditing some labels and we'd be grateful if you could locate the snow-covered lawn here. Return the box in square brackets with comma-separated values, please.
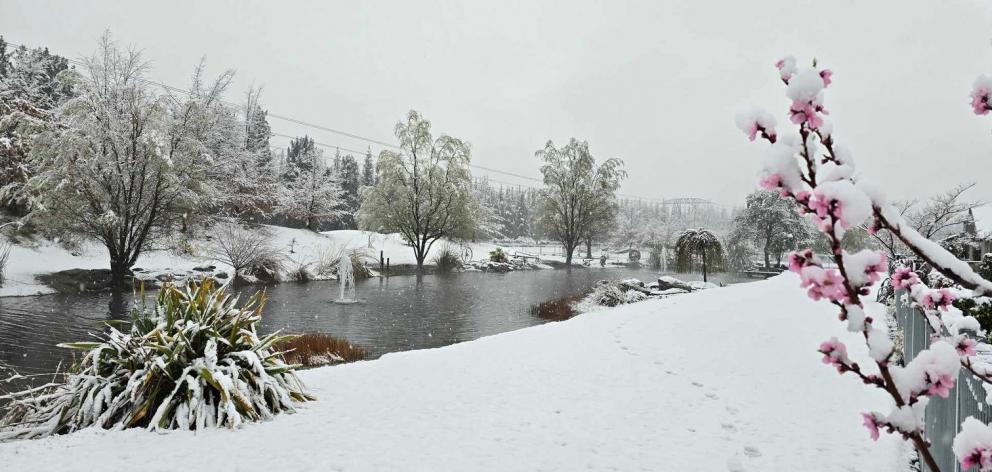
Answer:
[0, 274, 902, 471]
[0, 227, 507, 297]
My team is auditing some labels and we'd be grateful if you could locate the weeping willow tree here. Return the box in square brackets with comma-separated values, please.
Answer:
[674, 228, 725, 283]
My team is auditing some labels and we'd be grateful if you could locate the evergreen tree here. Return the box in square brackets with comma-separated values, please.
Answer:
[338, 154, 361, 229]
[286, 135, 316, 173]
[362, 148, 375, 186]
[0, 37, 75, 215]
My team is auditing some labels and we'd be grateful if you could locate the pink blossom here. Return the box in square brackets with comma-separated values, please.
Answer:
[758, 173, 782, 191]
[859, 251, 887, 286]
[921, 288, 956, 311]
[961, 448, 992, 470]
[742, 121, 776, 142]
[820, 69, 833, 87]
[958, 338, 978, 357]
[970, 75, 992, 115]
[776, 56, 797, 83]
[819, 337, 850, 372]
[861, 413, 880, 441]
[927, 372, 955, 398]
[891, 267, 920, 290]
[789, 100, 825, 129]
[788, 249, 818, 273]
[801, 267, 849, 303]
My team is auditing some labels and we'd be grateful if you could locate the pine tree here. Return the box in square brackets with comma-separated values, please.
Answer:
[362, 148, 375, 186]
[338, 154, 361, 229]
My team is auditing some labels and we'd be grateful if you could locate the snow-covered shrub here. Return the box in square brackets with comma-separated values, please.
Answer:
[586, 280, 650, 308]
[0, 280, 312, 440]
[211, 223, 282, 282]
[737, 57, 992, 471]
[489, 247, 509, 263]
[0, 240, 10, 286]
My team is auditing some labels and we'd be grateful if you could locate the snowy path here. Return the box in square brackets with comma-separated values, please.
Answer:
[0, 274, 902, 471]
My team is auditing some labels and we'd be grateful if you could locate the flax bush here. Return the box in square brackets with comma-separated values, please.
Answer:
[0, 280, 312, 440]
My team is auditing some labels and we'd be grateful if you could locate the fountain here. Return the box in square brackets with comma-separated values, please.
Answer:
[333, 255, 360, 304]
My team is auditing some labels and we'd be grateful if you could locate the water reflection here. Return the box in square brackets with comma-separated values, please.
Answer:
[0, 268, 751, 376]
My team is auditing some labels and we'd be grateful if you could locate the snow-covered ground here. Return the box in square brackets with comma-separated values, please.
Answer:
[0, 227, 511, 297]
[0, 274, 903, 471]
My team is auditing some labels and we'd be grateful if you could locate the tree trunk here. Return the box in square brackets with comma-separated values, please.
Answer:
[763, 247, 771, 269]
[564, 243, 574, 266]
[701, 250, 708, 283]
[109, 257, 128, 291]
[585, 239, 593, 259]
[415, 243, 426, 272]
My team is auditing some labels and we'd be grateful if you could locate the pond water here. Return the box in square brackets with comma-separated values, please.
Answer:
[0, 268, 752, 376]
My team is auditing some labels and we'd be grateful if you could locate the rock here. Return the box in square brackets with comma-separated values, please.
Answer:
[657, 276, 693, 292]
[156, 273, 174, 282]
[214, 272, 229, 279]
[193, 265, 216, 272]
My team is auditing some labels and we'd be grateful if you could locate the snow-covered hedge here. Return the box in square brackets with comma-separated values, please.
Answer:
[0, 280, 312, 441]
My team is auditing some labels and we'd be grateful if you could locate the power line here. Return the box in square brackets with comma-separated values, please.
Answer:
[7, 39, 720, 207]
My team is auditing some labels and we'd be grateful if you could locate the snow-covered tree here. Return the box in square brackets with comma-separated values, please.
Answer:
[361, 148, 375, 187]
[674, 228, 725, 282]
[17, 36, 232, 287]
[279, 137, 344, 231]
[728, 189, 815, 269]
[869, 183, 983, 261]
[218, 87, 280, 221]
[736, 56, 992, 472]
[337, 153, 361, 229]
[358, 110, 477, 271]
[534, 139, 625, 265]
[0, 37, 75, 216]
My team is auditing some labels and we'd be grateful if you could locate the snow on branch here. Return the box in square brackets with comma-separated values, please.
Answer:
[737, 56, 992, 472]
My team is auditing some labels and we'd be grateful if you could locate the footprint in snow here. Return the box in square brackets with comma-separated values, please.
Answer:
[691, 381, 704, 388]
[705, 392, 719, 400]
[743, 446, 761, 458]
[726, 458, 746, 472]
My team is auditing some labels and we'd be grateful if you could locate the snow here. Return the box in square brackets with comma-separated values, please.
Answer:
[785, 67, 825, 103]
[973, 205, 992, 237]
[0, 227, 506, 297]
[0, 274, 902, 471]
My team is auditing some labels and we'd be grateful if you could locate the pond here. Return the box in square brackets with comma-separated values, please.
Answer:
[0, 268, 752, 376]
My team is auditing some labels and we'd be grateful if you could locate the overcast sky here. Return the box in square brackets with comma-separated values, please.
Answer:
[2, 0, 991, 206]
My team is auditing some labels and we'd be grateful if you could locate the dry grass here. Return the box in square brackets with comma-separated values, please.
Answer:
[274, 333, 368, 368]
[530, 292, 588, 321]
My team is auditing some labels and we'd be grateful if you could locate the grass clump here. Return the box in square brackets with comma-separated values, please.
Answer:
[433, 245, 463, 272]
[0, 280, 312, 440]
[530, 292, 588, 321]
[274, 333, 368, 368]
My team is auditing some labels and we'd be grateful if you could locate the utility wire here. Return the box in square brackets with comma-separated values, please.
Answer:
[6, 40, 718, 207]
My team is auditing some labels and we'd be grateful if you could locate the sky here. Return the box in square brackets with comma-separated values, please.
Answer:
[2, 0, 992, 207]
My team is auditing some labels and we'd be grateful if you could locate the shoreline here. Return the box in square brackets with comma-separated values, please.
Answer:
[2, 260, 655, 298]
